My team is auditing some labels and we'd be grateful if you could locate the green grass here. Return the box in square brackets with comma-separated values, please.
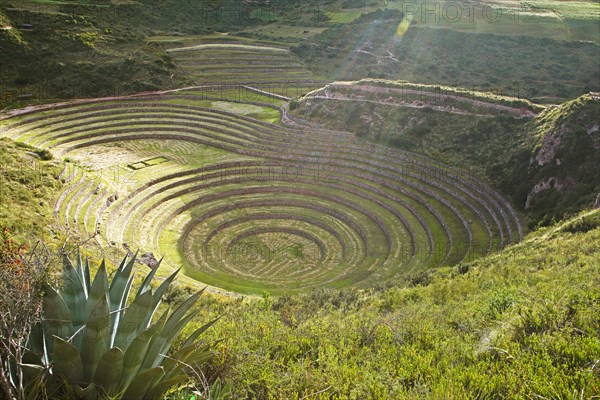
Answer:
[1, 109, 598, 399]
[293, 8, 599, 101]
[182, 88, 288, 107]
[181, 208, 600, 399]
[209, 101, 281, 123]
[159, 35, 317, 89]
[0, 138, 62, 244]
[327, 10, 364, 23]
[237, 25, 327, 42]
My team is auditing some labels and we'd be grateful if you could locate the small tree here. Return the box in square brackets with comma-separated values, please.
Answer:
[0, 228, 47, 400]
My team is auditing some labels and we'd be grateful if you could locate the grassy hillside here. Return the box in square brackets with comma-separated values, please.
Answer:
[0, 137, 62, 244]
[513, 95, 600, 226]
[3, 0, 598, 109]
[182, 208, 600, 399]
[292, 8, 599, 101]
[1, 132, 598, 399]
[292, 80, 600, 228]
[0, 1, 182, 109]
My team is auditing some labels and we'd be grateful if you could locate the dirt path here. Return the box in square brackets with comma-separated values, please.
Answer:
[324, 84, 538, 117]
[243, 85, 291, 101]
[307, 94, 491, 117]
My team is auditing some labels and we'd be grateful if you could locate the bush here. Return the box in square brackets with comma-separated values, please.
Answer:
[0, 227, 47, 400]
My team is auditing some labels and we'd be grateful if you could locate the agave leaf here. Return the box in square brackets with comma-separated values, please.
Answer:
[61, 254, 87, 329]
[142, 292, 202, 370]
[7, 351, 17, 387]
[160, 344, 196, 377]
[157, 310, 201, 364]
[136, 257, 163, 297]
[83, 257, 91, 296]
[22, 348, 43, 366]
[110, 273, 134, 345]
[108, 254, 136, 314]
[181, 318, 220, 348]
[143, 309, 200, 371]
[75, 250, 89, 298]
[20, 364, 45, 387]
[108, 255, 136, 341]
[22, 361, 48, 397]
[52, 336, 83, 382]
[86, 260, 108, 321]
[120, 329, 155, 393]
[146, 375, 189, 400]
[161, 289, 204, 339]
[27, 322, 45, 361]
[144, 267, 181, 328]
[42, 284, 73, 358]
[114, 290, 153, 351]
[179, 346, 212, 369]
[120, 366, 165, 400]
[210, 379, 232, 400]
[93, 348, 123, 395]
[81, 294, 109, 382]
[109, 256, 129, 288]
[162, 343, 211, 380]
[120, 310, 168, 392]
[73, 383, 99, 400]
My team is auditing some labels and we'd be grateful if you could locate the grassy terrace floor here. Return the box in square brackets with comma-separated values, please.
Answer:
[0, 92, 522, 295]
[153, 35, 325, 99]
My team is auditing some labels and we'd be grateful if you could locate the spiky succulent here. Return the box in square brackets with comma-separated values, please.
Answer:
[25, 253, 217, 399]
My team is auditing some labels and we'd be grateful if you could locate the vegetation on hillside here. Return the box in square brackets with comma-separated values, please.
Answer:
[0, 138, 61, 244]
[2, 135, 599, 398]
[0, 2, 181, 108]
[509, 95, 600, 226]
[180, 208, 600, 399]
[3, 0, 598, 108]
[293, 9, 599, 101]
[1, 248, 225, 399]
[293, 84, 600, 229]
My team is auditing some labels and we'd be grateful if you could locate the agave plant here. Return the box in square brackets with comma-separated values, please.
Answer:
[25, 252, 217, 399]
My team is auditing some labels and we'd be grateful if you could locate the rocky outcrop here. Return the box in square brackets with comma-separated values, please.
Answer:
[525, 176, 576, 209]
[106, 193, 118, 207]
[122, 243, 135, 259]
[594, 193, 600, 209]
[534, 122, 569, 166]
[121, 244, 158, 269]
[140, 252, 159, 268]
[587, 123, 600, 150]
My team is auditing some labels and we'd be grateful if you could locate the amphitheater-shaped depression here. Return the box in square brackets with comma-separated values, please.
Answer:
[0, 92, 522, 294]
